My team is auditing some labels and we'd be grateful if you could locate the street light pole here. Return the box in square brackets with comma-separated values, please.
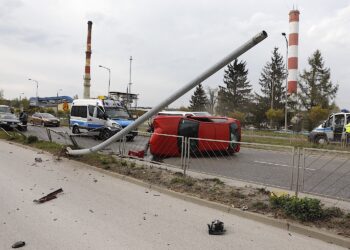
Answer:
[19, 92, 24, 111]
[282, 32, 289, 131]
[129, 56, 132, 102]
[57, 89, 62, 114]
[28, 78, 39, 98]
[99, 65, 111, 97]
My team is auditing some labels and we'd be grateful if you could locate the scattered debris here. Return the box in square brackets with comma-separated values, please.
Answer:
[33, 188, 63, 204]
[153, 194, 160, 196]
[184, 209, 187, 212]
[11, 241, 25, 248]
[143, 216, 146, 220]
[34, 157, 42, 163]
[53, 218, 58, 221]
[9, 152, 13, 154]
[93, 179, 98, 183]
[208, 220, 226, 235]
[241, 205, 248, 211]
[89, 209, 94, 213]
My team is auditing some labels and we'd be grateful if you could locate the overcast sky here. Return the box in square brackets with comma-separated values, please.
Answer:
[1, 0, 350, 109]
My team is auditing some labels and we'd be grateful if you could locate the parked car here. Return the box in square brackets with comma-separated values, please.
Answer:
[30, 113, 60, 127]
[149, 115, 241, 157]
[0, 105, 24, 131]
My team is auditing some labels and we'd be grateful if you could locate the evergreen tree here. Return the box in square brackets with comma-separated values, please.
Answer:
[256, 47, 286, 111]
[188, 83, 208, 111]
[216, 60, 252, 116]
[298, 50, 338, 111]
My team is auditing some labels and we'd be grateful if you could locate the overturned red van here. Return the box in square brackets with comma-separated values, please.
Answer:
[149, 115, 241, 157]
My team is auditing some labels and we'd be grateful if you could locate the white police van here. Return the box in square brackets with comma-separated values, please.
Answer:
[69, 99, 120, 140]
[308, 111, 350, 144]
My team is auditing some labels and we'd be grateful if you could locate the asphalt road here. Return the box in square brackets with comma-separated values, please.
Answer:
[22, 125, 350, 200]
[0, 140, 344, 250]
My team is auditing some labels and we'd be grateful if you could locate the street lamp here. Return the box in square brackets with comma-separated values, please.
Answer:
[19, 92, 24, 111]
[28, 78, 39, 98]
[57, 89, 63, 113]
[99, 65, 111, 97]
[282, 32, 288, 131]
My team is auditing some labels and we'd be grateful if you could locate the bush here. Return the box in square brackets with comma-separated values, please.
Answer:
[170, 177, 196, 186]
[27, 135, 38, 144]
[284, 196, 324, 222]
[270, 194, 326, 222]
[269, 194, 291, 209]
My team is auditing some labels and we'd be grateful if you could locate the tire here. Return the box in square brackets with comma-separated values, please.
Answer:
[99, 129, 112, 140]
[126, 136, 135, 142]
[72, 126, 80, 134]
[315, 135, 327, 144]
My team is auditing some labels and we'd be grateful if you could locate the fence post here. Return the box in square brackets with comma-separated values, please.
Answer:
[301, 148, 306, 192]
[69, 135, 78, 148]
[180, 136, 185, 170]
[295, 147, 301, 197]
[46, 128, 52, 142]
[290, 147, 295, 190]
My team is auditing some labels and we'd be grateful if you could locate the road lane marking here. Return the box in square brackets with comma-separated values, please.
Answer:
[254, 160, 316, 171]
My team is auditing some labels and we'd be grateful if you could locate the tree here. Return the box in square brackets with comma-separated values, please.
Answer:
[216, 60, 252, 116]
[206, 87, 217, 115]
[308, 105, 329, 129]
[256, 47, 286, 127]
[298, 50, 338, 111]
[188, 83, 208, 111]
[257, 47, 286, 110]
[265, 108, 284, 129]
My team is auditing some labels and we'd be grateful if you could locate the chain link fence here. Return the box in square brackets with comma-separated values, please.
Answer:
[300, 148, 350, 201]
[18, 125, 350, 201]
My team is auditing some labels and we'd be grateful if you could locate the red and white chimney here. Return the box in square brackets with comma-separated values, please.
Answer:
[288, 9, 300, 94]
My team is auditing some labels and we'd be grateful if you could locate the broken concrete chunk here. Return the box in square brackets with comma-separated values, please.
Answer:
[11, 241, 25, 248]
[34, 157, 42, 162]
[33, 188, 63, 204]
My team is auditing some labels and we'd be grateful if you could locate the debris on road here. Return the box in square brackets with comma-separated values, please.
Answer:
[11, 241, 25, 248]
[33, 188, 63, 204]
[241, 205, 248, 211]
[208, 220, 225, 235]
[34, 157, 42, 163]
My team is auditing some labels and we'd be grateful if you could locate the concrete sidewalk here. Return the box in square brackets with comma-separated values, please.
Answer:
[0, 140, 345, 250]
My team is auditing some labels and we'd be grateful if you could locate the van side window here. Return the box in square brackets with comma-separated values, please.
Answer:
[324, 116, 333, 128]
[88, 105, 94, 117]
[334, 114, 345, 127]
[71, 106, 87, 118]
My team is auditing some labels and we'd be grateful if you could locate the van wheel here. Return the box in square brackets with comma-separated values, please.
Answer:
[72, 126, 80, 134]
[99, 129, 112, 140]
[315, 135, 327, 144]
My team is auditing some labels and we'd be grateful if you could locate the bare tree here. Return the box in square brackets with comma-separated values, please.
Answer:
[206, 87, 217, 115]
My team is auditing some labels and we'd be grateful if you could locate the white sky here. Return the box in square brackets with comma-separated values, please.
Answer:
[1, 0, 349, 109]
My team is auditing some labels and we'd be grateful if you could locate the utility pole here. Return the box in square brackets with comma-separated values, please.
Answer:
[282, 32, 289, 131]
[128, 56, 132, 108]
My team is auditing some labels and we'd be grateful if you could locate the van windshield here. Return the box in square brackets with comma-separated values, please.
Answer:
[0, 106, 11, 113]
[105, 107, 130, 119]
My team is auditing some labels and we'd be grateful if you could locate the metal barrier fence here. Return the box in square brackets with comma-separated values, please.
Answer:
[300, 148, 350, 201]
[186, 137, 296, 190]
[18, 125, 350, 201]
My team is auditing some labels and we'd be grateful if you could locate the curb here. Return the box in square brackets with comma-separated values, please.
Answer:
[3, 139, 350, 248]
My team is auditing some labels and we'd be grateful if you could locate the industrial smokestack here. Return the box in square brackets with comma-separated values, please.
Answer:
[83, 21, 93, 99]
[287, 9, 300, 94]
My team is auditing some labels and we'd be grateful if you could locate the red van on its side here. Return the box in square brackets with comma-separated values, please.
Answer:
[149, 115, 241, 157]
